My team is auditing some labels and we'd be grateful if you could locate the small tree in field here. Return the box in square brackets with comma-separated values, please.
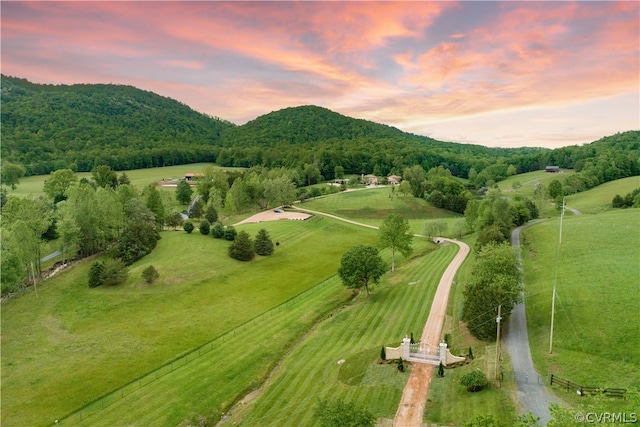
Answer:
[211, 221, 225, 238]
[166, 211, 184, 230]
[460, 370, 488, 392]
[142, 265, 159, 284]
[101, 259, 129, 286]
[88, 261, 105, 288]
[183, 221, 194, 234]
[204, 203, 218, 223]
[338, 245, 386, 296]
[254, 228, 274, 256]
[378, 213, 413, 272]
[176, 180, 193, 205]
[228, 230, 255, 261]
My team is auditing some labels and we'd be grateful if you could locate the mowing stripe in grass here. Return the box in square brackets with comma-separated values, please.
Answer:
[227, 244, 459, 426]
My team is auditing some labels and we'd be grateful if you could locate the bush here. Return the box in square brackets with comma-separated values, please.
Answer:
[224, 225, 237, 241]
[101, 259, 129, 286]
[211, 221, 225, 238]
[142, 265, 159, 284]
[228, 231, 255, 261]
[380, 346, 386, 361]
[397, 359, 404, 373]
[314, 398, 375, 427]
[89, 259, 128, 287]
[183, 221, 194, 234]
[460, 369, 488, 392]
[199, 219, 210, 235]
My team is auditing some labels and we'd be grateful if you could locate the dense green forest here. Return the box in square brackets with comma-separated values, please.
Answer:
[2, 75, 639, 186]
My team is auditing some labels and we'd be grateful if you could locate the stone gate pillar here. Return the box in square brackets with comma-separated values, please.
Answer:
[439, 342, 448, 366]
[402, 337, 411, 360]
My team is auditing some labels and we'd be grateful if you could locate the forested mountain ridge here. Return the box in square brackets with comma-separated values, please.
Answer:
[1, 75, 638, 184]
[1, 75, 235, 174]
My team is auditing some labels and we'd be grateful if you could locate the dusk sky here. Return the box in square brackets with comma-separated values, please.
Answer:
[2, 1, 638, 149]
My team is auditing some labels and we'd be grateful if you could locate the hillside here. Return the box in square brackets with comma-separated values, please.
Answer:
[1, 76, 638, 184]
[1, 75, 235, 175]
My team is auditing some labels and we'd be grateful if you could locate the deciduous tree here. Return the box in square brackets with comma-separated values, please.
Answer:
[338, 245, 386, 295]
[43, 168, 77, 202]
[378, 214, 413, 272]
[1, 161, 26, 190]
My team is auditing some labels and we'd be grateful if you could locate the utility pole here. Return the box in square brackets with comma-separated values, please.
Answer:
[495, 304, 502, 380]
[550, 197, 564, 353]
[549, 286, 556, 353]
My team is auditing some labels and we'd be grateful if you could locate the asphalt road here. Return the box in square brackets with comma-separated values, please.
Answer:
[503, 220, 558, 425]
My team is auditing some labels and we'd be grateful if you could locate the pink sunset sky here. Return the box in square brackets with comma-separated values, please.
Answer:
[2, 1, 638, 149]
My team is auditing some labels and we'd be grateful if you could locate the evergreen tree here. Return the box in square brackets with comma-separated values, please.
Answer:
[189, 198, 203, 219]
[224, 225, 237, 241]
[199, 219, 210, 235]
[380, 346, 386, 361]
[228, 230, 255, 261]
[183, 221, 194, 233]
[204, 203, 219, 223]
[211, 221, 225, 238]
[176, 180, 193, 205]
[254, 228, 275, 256]
[88, 261, 105, 288]
[142, 265, 159, 284]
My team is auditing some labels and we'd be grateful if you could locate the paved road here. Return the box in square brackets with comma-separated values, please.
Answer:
[504, 220, 558, 425]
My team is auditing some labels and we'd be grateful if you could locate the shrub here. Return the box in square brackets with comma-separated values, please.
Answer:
[199, 219, 210, 235]
[211, 221, 225, 238]
[204, 203, 218, 223]
[468, 346, 474, 360]
[397, 359, 404, 373]
[314, 398, 375, 427]
[380, 346, 386, 361]
[101, 259, 129, 286]
[142, 265, 159, 284]
[460, 369, 488, 392]
[183, 221, 194, 234]
[437, 362, 445, 377]
[224, 225, 237, 241]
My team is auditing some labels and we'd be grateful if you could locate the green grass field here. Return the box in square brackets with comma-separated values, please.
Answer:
[564, 176, 640, 214]
[300, 187, 463, 235]
[497, 169, 576, 199]
[521, 209, 640, 399]
[1, 217, 376, 426]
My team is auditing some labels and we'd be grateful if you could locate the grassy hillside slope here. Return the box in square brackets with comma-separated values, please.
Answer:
[1, 218, 375, 426]
[522, 209, 639, 394]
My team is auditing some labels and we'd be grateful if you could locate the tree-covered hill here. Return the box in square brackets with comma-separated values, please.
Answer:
[1, 75, 638, 184]
[1, 75, 235, 174]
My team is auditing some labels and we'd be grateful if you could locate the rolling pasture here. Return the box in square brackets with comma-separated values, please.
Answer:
[522, 209, 639, 397]
[1, 217, 377, 426]
[497, 169, 576, 199]
[564, 176, 640, 214]
[301, 187, 463, 235]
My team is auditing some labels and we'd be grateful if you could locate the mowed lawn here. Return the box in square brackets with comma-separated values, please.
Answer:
[300, 187, 462, 235]
[1, 217, 376, 427]
[222, 242, 460, 426]
[522, 209, 640, 394]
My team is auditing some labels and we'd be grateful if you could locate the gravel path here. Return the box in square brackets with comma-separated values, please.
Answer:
[503, 220, 558, 425]
[393, 238, 470, 427]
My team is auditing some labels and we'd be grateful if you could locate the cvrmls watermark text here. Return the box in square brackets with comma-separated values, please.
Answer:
[575, 412, 637, 423]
